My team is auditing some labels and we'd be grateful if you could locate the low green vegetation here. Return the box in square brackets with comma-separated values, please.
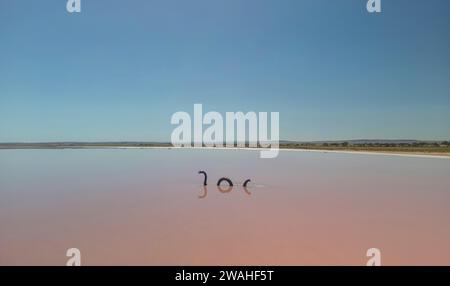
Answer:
[280, 141, 450, 154]
[1, 141, 449, 155]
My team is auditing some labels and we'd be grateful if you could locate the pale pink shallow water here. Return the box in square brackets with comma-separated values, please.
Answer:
[1, 149, 450, 265]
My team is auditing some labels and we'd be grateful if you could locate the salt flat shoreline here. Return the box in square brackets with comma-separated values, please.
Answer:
[1, 145, 449, 159]
[114, 146, 450, 159]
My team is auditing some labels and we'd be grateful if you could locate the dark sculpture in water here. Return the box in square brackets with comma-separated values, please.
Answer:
[198, 171, 207, 186]
[217, 177, 233, 187]
[198, 171, 250, 187]
[197, 171, 252, 198]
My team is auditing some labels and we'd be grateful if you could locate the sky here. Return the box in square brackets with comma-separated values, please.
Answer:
[0, 0, 449, 142]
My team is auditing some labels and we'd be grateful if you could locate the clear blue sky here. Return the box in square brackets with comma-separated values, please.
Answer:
[1, 0, 449, 142]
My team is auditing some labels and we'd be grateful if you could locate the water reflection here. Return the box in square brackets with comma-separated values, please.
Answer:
[198, 186, 207, 199]
[217, 184, 233, 193]
[198, 185, 252, 199]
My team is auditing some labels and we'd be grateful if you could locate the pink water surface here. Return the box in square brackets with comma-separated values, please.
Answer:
[1, 149, 450, 265]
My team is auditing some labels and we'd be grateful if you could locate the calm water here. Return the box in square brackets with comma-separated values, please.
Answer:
[1, 149, 450, 265]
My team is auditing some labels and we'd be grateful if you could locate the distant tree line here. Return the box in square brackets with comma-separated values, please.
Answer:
[287, 141, 450, 148]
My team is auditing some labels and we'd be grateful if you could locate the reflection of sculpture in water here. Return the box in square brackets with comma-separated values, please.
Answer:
[197, 171, 252, 198]
[217, 183, 232, 193]
[243, 185, 251, 195]
[198, 186, 208, 199]
[198, 185, 251, 199]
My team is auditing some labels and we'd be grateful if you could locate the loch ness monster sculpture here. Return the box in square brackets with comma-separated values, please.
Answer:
[198, 171, 250, 188]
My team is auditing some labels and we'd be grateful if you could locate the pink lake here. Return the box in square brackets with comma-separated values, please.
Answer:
[1, 149, 450, 265]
